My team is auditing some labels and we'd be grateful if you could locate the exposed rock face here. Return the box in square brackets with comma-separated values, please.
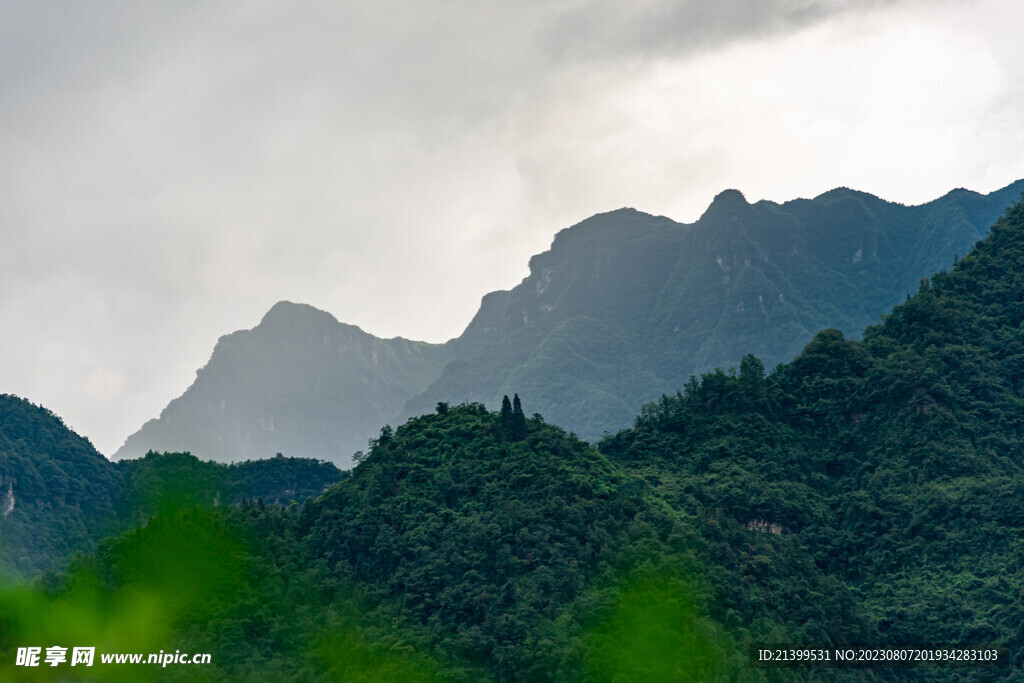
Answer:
[746, 519, 783, 535]
[2, 481, 13, 518]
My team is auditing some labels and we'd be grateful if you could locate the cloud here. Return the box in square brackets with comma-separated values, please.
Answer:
[541, 0, 916, 63]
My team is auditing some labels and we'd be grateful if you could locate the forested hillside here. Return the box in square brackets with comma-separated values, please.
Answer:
[601, 195, 1024, 665]
[0, 395, 121, 582]
[0, 394, 342, 581]
[6, 195, 1024, 680]
[117, 452, 342, 526]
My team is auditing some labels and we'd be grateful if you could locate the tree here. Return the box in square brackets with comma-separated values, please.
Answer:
[511, 394, 528, 441]
[372, 424, 393, 448]
[739, 354, 768, 410]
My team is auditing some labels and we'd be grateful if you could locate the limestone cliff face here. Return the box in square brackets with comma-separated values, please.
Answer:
[2, 480, 13, 518]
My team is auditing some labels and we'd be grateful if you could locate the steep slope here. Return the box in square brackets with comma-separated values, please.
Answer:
[406, 180, 1024, 440]
[603, 195, 1024, 666]
[0, 393, 343, 582]
[0, 395, 121, 581]
[114, 301, 451, 465]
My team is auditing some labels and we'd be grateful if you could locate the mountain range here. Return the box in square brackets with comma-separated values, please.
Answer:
[114, 180, 1024, 467]
[6, 194, 1024, 677]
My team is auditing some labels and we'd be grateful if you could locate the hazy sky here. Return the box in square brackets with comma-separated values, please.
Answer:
[2, 0, 1022, 456]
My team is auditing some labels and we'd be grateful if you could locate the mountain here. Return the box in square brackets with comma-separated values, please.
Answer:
[116, 181, 1024, 467]
[600, 195, 1024, 661]
[404, 181, 1024, 440]
[114, 301, 450, 464]
[6, 197, 1024, 678]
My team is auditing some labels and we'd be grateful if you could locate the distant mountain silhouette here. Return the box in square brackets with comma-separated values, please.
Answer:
[114, 302, 450, 464]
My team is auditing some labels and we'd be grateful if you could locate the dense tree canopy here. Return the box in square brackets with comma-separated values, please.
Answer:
[0, 401, 342, 581]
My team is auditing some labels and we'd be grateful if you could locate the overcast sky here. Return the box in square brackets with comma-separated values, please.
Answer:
[2, 0, 1022, 456]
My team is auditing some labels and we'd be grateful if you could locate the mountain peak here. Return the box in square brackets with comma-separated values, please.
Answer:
[547, 207, 679, 253]
[258, 301, 340, 329]
[699, 189, 750, 222]
[812, 186, 881, 204]
[712, 188, 747, 205]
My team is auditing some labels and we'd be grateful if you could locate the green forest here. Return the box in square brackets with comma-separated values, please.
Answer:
[4, 197, 1024, 680]
[0, 399, 341, 582]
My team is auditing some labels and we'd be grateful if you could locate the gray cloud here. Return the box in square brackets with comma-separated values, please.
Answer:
[542, 0, 914, 63]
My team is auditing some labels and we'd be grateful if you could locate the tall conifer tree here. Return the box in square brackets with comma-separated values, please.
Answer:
[511, 394, 527, 440]
[500, 395, 513, 439]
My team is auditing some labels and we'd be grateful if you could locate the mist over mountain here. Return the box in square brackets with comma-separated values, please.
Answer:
[116, 181, 1024, 467]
